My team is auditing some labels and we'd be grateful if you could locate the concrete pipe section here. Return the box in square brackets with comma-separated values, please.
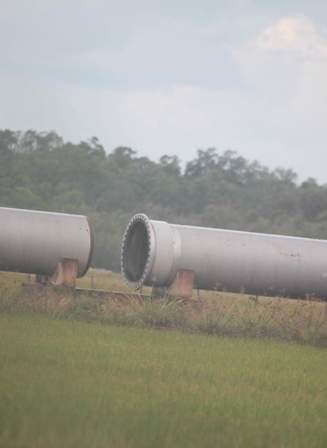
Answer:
[0, 207, 93, 277]
[121, 213, 327, 298]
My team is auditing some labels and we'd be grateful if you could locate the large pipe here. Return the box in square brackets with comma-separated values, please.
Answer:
[0, 207, 93, 277]
[121, 213, 327, 298]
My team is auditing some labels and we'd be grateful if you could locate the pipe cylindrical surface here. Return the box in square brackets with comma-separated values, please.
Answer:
[0, 207, 93, 277]
[121, 214, 327, 298]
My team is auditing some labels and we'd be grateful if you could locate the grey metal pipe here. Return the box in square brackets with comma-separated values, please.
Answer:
[0, 207, 93, 277]
[121, 214, 327, 298]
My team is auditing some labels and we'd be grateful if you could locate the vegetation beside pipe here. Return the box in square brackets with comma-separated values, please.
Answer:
[1, 284, 327, 347]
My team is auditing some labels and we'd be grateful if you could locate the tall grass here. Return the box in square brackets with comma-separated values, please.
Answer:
[1, 278, 327, 347]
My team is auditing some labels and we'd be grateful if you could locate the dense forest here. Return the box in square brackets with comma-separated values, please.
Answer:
[1, 129, 327, 271]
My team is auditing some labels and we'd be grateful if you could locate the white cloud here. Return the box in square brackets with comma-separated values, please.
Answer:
[257, 16, 327, 59]
[229, 16, 327, 179]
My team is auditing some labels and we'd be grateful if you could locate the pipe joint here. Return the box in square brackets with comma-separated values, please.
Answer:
[121, 214, 177, 288]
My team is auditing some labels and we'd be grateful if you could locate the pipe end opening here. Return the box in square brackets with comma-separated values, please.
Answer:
[121, 214, 154, 288]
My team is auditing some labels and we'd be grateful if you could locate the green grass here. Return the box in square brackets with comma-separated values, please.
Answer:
[0, 315, 327, 448]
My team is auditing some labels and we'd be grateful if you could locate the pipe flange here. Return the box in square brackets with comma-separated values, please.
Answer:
[120, 213, 155, 289]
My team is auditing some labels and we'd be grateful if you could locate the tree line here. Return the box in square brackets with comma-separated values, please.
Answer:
[1, 129, 327, 271]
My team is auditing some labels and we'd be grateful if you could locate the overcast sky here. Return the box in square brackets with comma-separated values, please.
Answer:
[1, 1, 327, 181]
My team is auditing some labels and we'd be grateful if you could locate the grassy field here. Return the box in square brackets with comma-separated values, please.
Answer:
[0, 314, 327, 448]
